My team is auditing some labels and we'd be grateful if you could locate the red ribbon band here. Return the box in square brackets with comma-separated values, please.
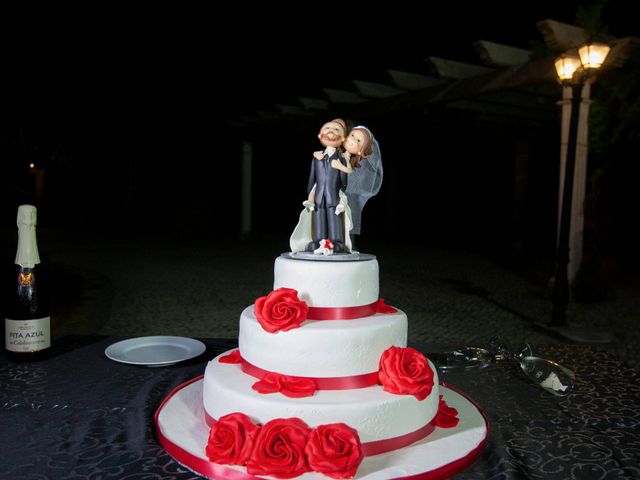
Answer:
[241, 357, 380, 390]
[307, 301, 378, 320]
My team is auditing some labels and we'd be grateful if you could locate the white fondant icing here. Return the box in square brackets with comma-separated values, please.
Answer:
[274, 256, 379, 307]
[239, 306, 408, 377]
[203, 352, 440, 444]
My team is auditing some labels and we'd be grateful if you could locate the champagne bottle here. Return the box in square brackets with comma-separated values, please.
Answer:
[4, 204, 51, 361]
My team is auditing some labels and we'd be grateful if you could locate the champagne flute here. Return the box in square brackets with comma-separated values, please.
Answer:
[489, 336, 575, 396]
[519, 355, 575, 396]
[430, 346, 493, 372]
[428, 337, 527, 373]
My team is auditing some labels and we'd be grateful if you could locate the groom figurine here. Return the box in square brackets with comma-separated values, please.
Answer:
[306, 118, 349, 253]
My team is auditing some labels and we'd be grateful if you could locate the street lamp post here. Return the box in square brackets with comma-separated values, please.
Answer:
[550, 43, 610, 327]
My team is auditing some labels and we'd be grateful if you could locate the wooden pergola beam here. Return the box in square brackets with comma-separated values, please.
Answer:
[298, 97, 329, 111]
[352, 79, 405, 98]
[426, 56, 494, 79]
[322, 88, 366, 104]
[473, 40, 533, 67]
[385, 69, 447, 90]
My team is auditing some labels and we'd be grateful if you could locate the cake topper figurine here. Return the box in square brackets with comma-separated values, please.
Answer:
[343, 126, 383, 248]
[290, 118, 353, 255]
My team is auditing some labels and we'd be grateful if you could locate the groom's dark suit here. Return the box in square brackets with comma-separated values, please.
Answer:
[306, 147, 348, 252]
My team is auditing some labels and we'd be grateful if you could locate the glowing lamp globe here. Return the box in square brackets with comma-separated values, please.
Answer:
[554, 54, 581, 83]
[578, 43, 611, 70]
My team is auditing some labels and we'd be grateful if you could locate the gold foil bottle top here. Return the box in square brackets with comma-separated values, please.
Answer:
[15, 204, 41, 268]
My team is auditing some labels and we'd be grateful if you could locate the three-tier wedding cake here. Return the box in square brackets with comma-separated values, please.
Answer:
[156, 251, 487, 479]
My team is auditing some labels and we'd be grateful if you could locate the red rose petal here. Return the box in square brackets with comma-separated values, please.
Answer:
[218, 350, 242, 364]
[375, 298, 398, 314]
[252, 372, 317, 398]
[435, 396, 460, 428]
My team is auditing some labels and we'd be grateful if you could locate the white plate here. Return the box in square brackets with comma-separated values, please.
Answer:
[105, 336, 206, 366]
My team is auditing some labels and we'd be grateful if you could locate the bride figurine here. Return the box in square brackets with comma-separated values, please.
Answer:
[343, 126, 382, 250]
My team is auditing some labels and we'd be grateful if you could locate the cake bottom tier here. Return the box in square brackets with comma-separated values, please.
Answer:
[158, 375, 488, 480]
[203, 351, 439, 446]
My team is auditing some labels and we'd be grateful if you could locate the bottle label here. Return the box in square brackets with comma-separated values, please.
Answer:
[5, 317, 51, 352]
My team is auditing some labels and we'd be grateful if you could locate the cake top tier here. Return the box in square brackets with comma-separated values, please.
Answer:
[274, 254, 379, 309]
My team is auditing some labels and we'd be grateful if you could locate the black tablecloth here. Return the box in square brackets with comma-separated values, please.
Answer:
[1, 336, 639, 479]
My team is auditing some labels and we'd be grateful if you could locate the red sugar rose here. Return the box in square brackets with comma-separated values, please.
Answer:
[246, 418, 311, 478]
[254, 288, 309, 333]
[305, 423, 363, 479]
[378, 346, 435, 400]
[205, 412, 260, 466]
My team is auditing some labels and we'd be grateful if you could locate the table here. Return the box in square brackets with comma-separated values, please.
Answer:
[1, 336, 639, 479]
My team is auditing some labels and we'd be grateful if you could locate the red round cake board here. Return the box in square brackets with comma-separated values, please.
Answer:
[155, 376, 488, 480]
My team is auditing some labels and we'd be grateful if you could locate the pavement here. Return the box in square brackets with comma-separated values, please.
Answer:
[35, 228, 640, 371]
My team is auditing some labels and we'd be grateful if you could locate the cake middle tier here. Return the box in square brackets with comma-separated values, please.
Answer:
[239, 306, 408, 377]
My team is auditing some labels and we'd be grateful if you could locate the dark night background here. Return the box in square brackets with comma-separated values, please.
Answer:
[2, 1, 639, 288]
